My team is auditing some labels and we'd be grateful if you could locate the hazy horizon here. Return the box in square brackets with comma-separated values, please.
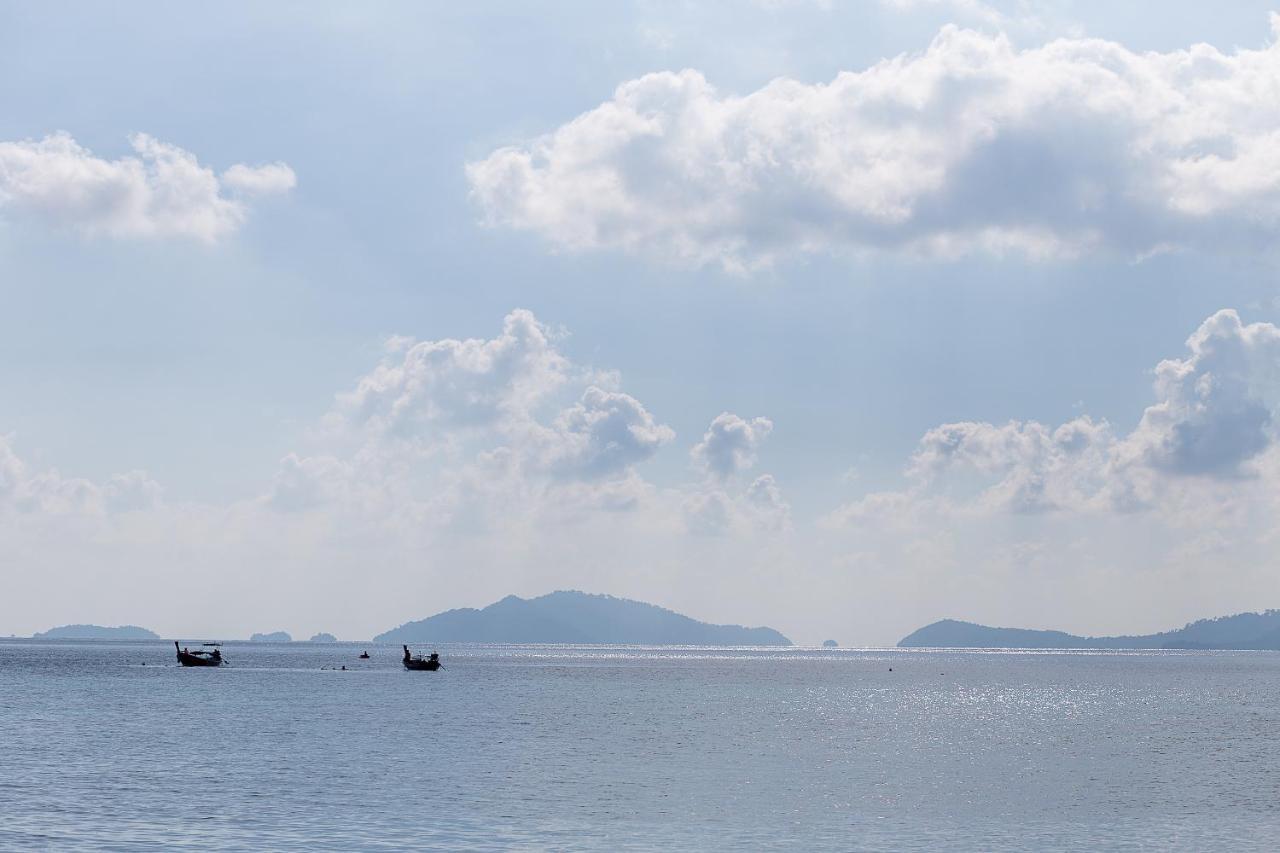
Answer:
[7, 1, 1280, 645]
[19, 592, 1280, 648]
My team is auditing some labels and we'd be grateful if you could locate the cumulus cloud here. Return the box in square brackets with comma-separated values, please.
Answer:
[830, 308, 1280, 526]
[275, 309, 679, 525]
[682, 474, 791, 535]
[0, 437, 21, 499]
[900, 416, 1124, 514]
[744, 473, 791, 529]
[336, 308, 570, 441]
[220, 162, 297, 196]
[267, 454, 354, 512]
[540, 387, 675, 480]
[102, 471, 165, 513]
[682, 412, 787, 534]
[0, 132, 294, 242]
[1130, 309, 1280, 477]
[0, 435, 162, 517]
[691, 413, 773, 480]
[682, 488, 736, 536]
[469, 18, 1280, 268]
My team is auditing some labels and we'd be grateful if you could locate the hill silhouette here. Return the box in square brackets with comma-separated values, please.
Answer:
[899, 610, 1280, 650]
[250, 631, 292, 642]
[374, 591, 791, 645]
[33, 624, 159, 640]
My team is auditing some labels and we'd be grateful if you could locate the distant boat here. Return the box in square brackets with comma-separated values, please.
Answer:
[359, 651, 370, 659]
[402, 645, 440, 671]
[175, 641, 223, 667]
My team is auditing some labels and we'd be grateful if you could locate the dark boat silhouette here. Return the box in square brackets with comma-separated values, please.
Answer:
[359, 651, 370, 659]
[402, 645, 440, 671]
[175, 641, 223, 667]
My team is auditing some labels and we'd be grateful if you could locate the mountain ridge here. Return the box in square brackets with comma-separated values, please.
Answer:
[898, 610, 1280, 649]
[374, 590, 791, 645]
[250, 631, 292, 643]
[32, 624, 160, 640]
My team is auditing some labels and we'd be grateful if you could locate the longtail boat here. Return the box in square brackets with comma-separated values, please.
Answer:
[402, 645, 440, 671]
[175, 641, 223, 667]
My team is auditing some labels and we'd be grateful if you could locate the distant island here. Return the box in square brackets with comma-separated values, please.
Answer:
[308, 632, 337, 643]
[823, 639, 839, 648]
[374, 590, 791, 645]
[250, 631, 292, 643]
[899, 610, 1280, 650]
[33, 624, 159, 640]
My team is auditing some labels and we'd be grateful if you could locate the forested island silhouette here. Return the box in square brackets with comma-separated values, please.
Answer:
[29, 604, 1280, 650]
[32, 625, 160, 640]
[900, 610, 1280, 650]
[375, 590, 791, 645]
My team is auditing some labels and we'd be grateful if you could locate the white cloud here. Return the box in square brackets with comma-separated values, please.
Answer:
[682, 412, 787, 534]
[0, 435, 162, 517]
[902, 416, 1122, 514]
[681, 474, 791, 536]
[0, 437, 22, 499]
[468, 18, 1280, 268]
[275, 309, 678, 527]
[267, 453, 354, 512]
[102, 471, 164, 513]
[0, 132, 294, 242]
[1130, 309, 1280, 477]
[336, 308, 570, 442]
[682, 488, 736, 535]
[691, 412, 773, 480]
[830, 308, 1280, 527]
[744, 473, 791, 530]
[221, 161, 297, 196]
[539, 386, 675, 480]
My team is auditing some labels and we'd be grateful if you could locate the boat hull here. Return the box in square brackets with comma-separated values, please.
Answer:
[403, 659, 440, 671]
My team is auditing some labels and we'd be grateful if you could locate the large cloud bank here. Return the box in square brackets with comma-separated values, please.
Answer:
[469, 18, 1280, 267]
[0, 132, 295, 242]
[10, 307, 1280, 642]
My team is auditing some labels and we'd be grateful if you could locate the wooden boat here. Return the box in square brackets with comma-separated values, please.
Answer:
[175, 641, 223, 667]
[402, 645, 440, 671]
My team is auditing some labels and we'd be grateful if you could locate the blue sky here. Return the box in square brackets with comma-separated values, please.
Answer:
[4, 1, 1280, 643]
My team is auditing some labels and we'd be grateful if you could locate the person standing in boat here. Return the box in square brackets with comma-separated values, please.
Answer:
[403, 645, 412, 664]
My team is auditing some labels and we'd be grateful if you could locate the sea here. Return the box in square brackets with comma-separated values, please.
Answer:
[2, 640, 1278, 851]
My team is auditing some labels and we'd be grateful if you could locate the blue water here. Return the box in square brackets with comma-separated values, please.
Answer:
[2, 641, 1279, 850]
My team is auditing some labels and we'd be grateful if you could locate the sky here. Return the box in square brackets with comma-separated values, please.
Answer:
[4, 1, 1280, 644]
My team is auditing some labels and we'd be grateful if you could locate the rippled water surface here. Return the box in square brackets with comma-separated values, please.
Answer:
[2, 641, 1279, 850]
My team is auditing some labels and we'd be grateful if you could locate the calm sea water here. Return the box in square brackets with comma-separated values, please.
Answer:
[2, 640, 1278, 850]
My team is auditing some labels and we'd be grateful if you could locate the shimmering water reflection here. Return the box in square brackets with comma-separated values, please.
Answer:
[2, 641, 1278, 850]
